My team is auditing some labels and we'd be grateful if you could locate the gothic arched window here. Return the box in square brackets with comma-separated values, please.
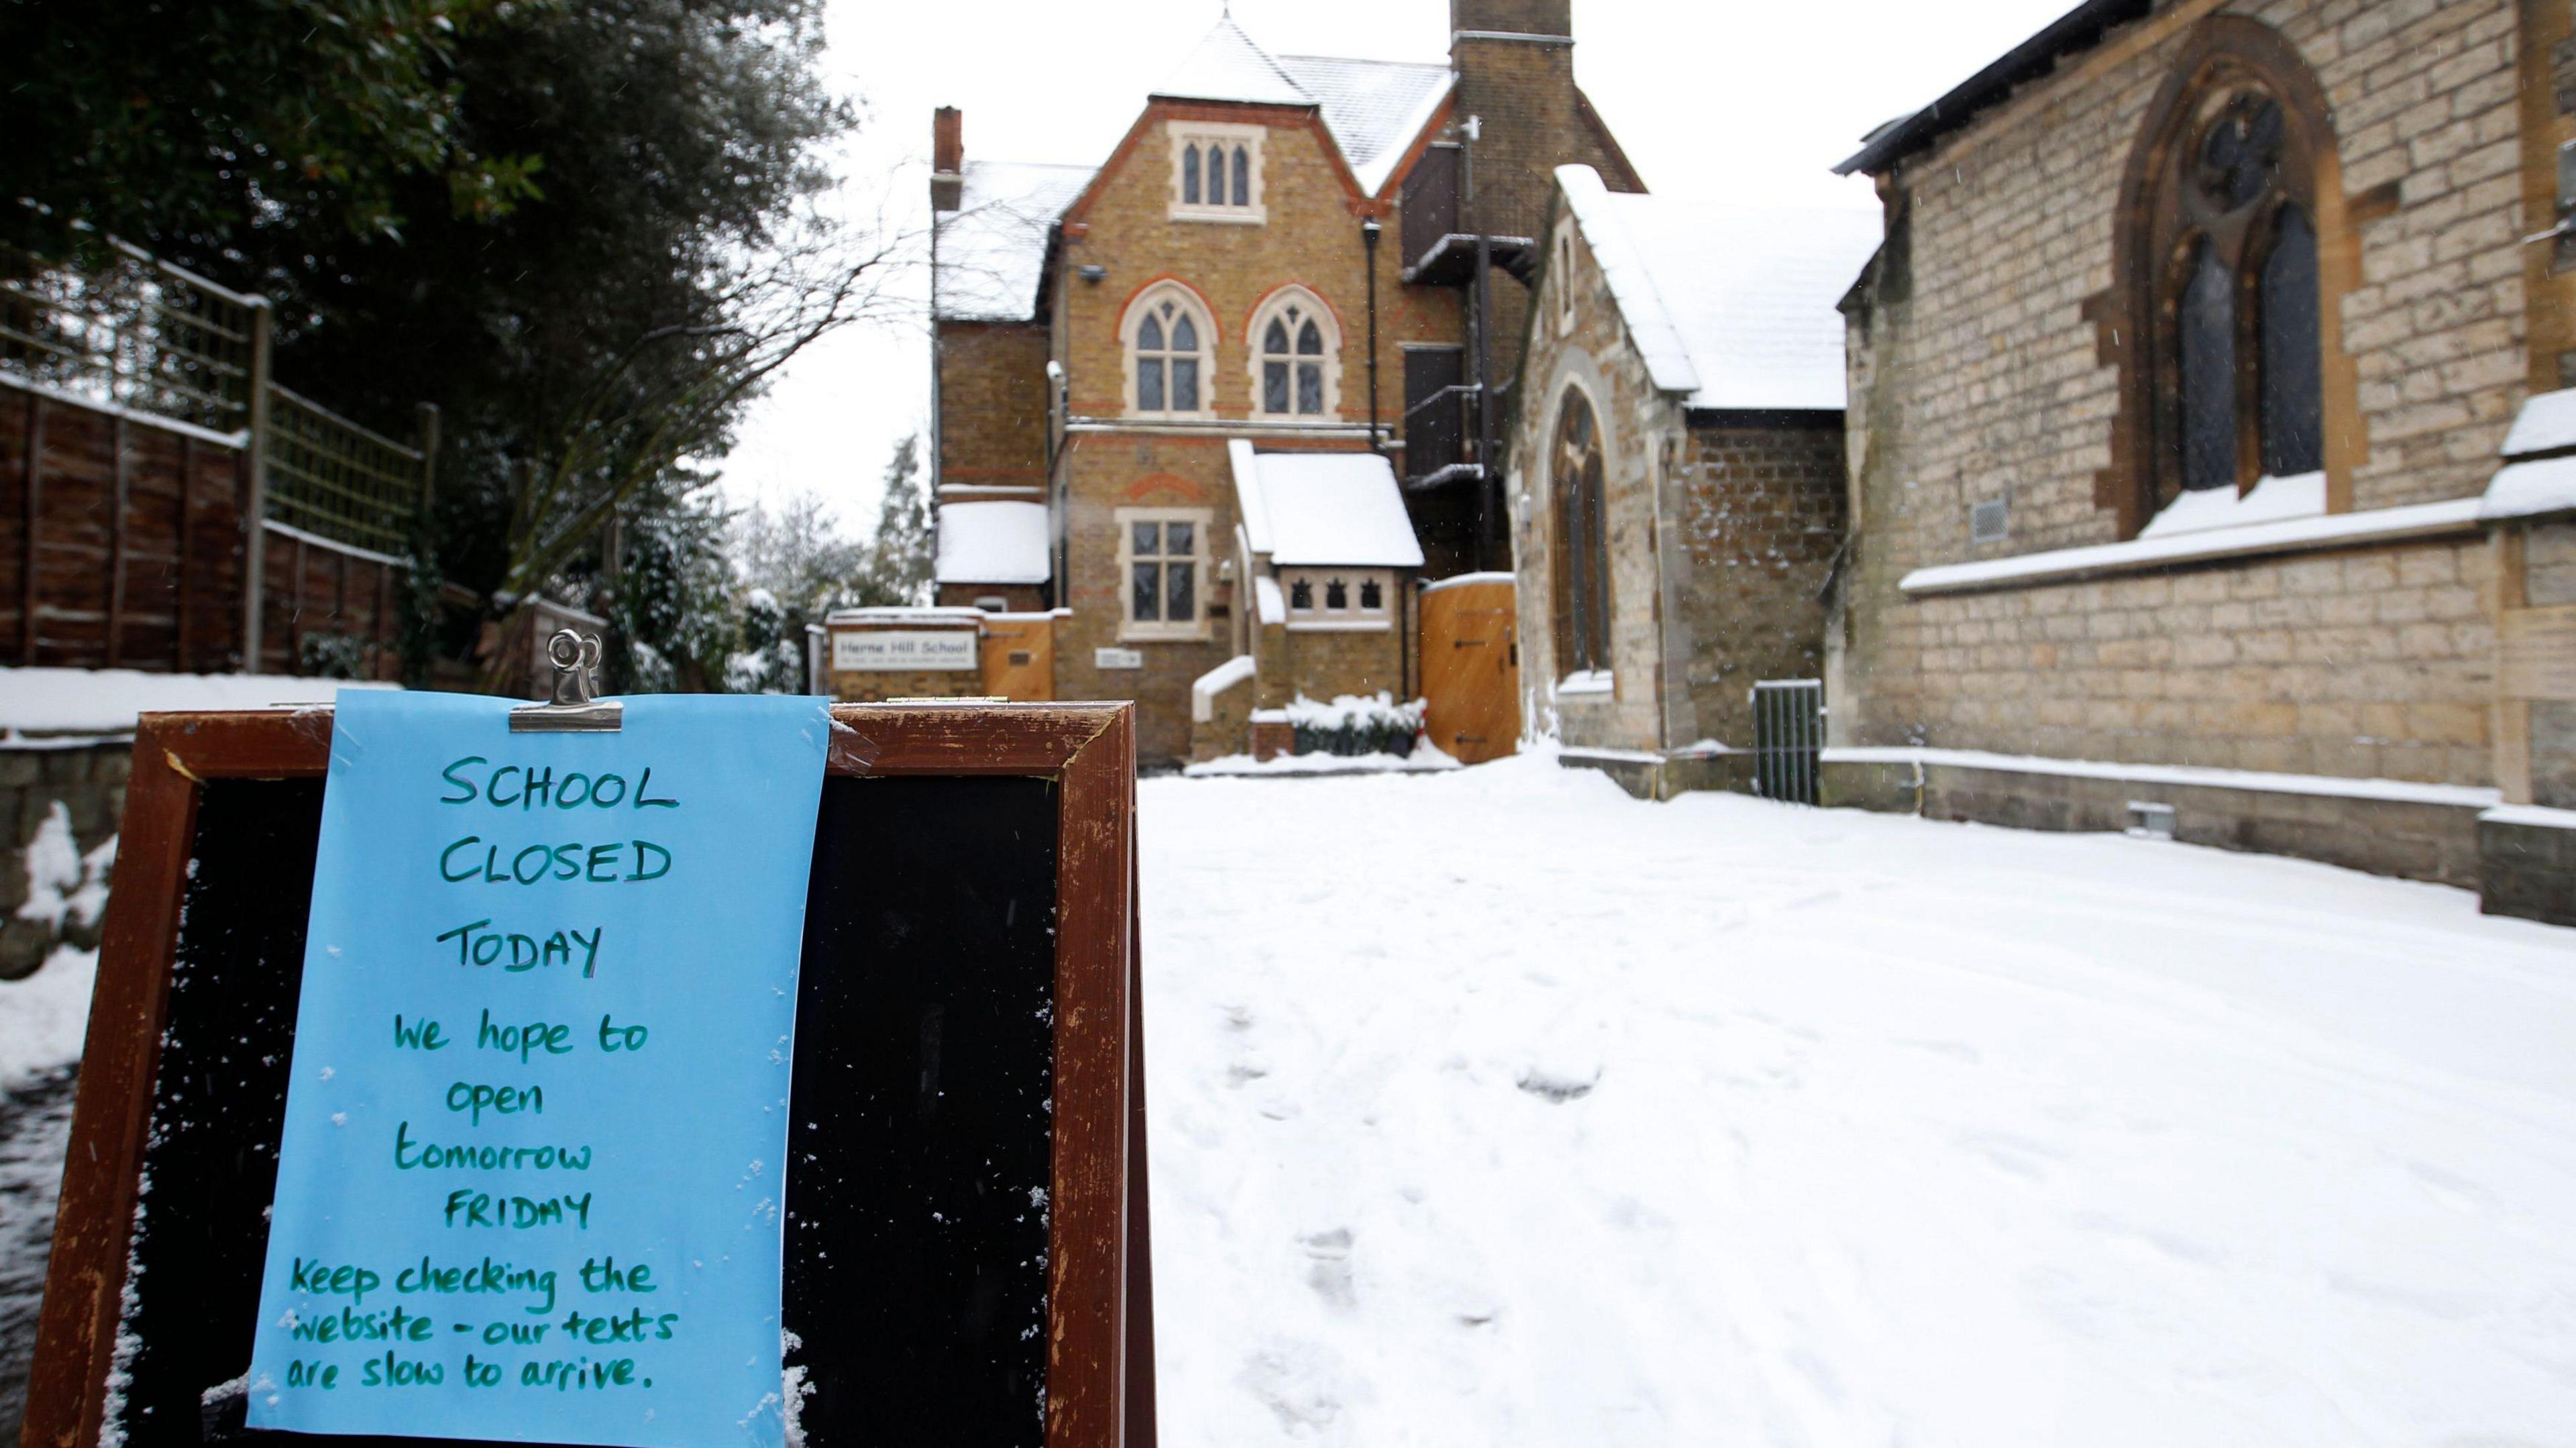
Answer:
[1182, 144, 1201, 206]
[1248, 287, 1340, 418]
[1550, 387, 1611, 677]
[2110, 20, 2340, 533]
[1125, 286, 1213, 417]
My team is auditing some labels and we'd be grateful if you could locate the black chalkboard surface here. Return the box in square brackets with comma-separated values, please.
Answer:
[25, 704, 1148, 1448]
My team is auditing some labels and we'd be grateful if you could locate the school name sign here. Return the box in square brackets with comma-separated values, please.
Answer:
[247, 691, 828, 1448]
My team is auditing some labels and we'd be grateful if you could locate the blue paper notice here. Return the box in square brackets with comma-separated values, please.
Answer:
[246, 690, 830, 1448]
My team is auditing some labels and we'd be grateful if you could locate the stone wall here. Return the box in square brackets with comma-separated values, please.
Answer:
[1840, 0, 2522, 785]
[2525, 519, 2576, 809]
[1278, 625, 1405, 708]
[1, 742, 127, 980]
[1667, 416, 1846, 747]
[1509, 203, 1672, 753]
[1866, 538, 2496, 783]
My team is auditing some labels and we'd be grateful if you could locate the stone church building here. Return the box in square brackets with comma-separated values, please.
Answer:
[1824, 0, 2576, 915]
[1511, 0, 2572, 917]
[928, 1, 1638, 763]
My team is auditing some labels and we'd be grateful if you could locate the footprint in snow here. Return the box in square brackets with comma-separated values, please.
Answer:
[1301, 1228, 1355, 1309]
[1515, 1067, 1599, 1102]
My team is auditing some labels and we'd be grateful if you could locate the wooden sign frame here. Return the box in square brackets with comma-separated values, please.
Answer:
[23, 701, 1153, 1448]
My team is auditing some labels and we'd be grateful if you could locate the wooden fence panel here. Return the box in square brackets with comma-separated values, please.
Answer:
[0, 383, 252, 673]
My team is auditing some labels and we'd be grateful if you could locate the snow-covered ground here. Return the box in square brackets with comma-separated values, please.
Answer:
[3, 755, 2571, 1443]
[1141, 752, 2576, 1445]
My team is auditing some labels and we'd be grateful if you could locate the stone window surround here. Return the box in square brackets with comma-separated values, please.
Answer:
[1244, 284, 1344, 421]
[1552, 221, 1577, 337]
[1120, 281, 1219, 421]
[1548, 378, 1614, 684]
[2099, 15, 2360, 541]
[1167, 119, 1267, 225]
[1280, 565, 1393, 632]
[1117, 505, 1214, 642]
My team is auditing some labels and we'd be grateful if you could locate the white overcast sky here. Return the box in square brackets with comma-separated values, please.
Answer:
[715, 0, 2078, 531]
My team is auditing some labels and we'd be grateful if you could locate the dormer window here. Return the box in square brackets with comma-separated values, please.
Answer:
[1169, 121, 1265, 223]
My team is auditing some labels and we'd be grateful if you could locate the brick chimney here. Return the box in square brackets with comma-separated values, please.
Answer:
[1450, 0, 1569, 40]
[931, 106, 963, 212]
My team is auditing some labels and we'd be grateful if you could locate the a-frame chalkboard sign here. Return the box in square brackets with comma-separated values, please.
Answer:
[22, 701, 1155, 1448]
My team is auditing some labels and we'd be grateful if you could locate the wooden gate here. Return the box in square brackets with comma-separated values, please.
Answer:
[1419, 573, 1518, 764]
[979, 612, 1055, 700]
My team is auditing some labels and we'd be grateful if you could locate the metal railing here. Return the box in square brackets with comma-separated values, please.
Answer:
[1752, 679, 1825, 805]
[0, 237, 262, 435]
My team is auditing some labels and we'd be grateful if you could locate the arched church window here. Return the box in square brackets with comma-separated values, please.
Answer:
[1126, 288, 1212, 416]
[1359, 578, 1383, 610]
[2259, 205, 2322, 478]
[1250, 288, 1339, 417]
[1206, 146, 1225, 208]
[1182, 144, 1201, 206]
[1550, 387, 1611, 676]
[1232, 147, 1250, 206]
[2113, 23, 2337, 531]
[1290, 578, 1313, 610]
[1325, 578, 1348, 610]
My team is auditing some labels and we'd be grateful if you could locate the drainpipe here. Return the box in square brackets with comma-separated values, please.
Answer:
[1046, 359, 1067, 610]
[1464, 115, 1499, 573]
[1361, 219, 1383, 452]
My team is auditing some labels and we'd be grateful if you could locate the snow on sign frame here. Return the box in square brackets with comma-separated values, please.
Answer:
[24, 701, 1156, 1448]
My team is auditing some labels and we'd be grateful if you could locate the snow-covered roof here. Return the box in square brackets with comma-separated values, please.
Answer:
[934, 500, 1052, 585]
[1276, 54, 1450, 197]
[1153, 17, 1312, 107]
[1230, 441, 1425, 568]
[0, 668, 394, 739]
[1152, 19, 1449, 198]
[1554, 164, 1882, 412]
[933, 160, 1095, 323]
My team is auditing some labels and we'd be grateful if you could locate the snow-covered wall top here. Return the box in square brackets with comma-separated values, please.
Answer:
[1554, 164, 1882, 412]
[934, 500, 1053, 585]
[0, 668, 394, 740]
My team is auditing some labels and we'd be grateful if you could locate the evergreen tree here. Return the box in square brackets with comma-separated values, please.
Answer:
[851, 435, 933, 608]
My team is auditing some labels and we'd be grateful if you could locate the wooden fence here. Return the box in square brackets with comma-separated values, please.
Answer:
[0, 238, 432, 678]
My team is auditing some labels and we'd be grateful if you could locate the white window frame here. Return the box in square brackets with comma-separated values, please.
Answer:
[1121, 284, 1218, 419]
[1167, 120, 1267, 225]
[1246, 286, 1343, 420]
[1281, 566, 1393, 632]
[1118, 507, 1214, 641]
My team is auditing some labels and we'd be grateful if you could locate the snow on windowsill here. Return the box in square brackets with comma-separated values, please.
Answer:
[2136, 471, 2324, 539]
[1285, 619, 1392, 632]
[1557, 669, 1614, 697]
[1901, 494, 2483, 596]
